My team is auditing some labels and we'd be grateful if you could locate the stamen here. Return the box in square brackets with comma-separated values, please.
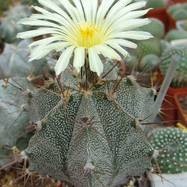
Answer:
[75, 24, 106, 48]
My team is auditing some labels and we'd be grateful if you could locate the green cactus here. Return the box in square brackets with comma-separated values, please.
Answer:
[168, 3, 187, 21]
[0, 38, 51, 168]
[0, 78, 34, 147]
[139, 18, 165, 39]
[0, 55, 157, 186]
[0, 40, 50, 79]
[177, 20, 187, 31]
[0, 78, 33, 166]
[11, 72, 154, 187]
[139, 54, 160, 72]
[133, 38, 161, 60]
[165, 30, 187, 42]
[150, 128, 187, 174]
[0, 5, 31, 43]
[146, 0, 167, 8]
[160, 45, 187, 87]
[21, 0, 39, 6]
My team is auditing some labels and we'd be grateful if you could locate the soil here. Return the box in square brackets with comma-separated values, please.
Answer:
[0, 166, 57, 187]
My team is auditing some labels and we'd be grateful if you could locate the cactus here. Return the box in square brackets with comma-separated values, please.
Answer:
[133, 38, 161, 60]
[0, 38, 51, 168]
[21, 0, 39, 6]
[0, 1, 182, 186]
[160, 45, 187, 87]
[146, 0, 167, 8]
[0, 60, 157, 187]
[0, 40, 50, 79]
[177, 20, 187, 31]
[139, 54, 160, 72]
[139, 18, 165, 39]
[23, 73, 155, 187]
[0, 78, 33, 166]
[0, 5, 31, 43]
[168, 3, 187, 21]
[150, 128, 187, 174]
[165, 30, 187, 42]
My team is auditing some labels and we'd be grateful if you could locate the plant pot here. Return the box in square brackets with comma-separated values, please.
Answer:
[161, 87, 187, 125]
[174, 91, 187, 126]
[151, 173, 187, 187]
[146, 8, 176, 32]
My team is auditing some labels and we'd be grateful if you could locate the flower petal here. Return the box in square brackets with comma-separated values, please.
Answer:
[107, 0, 133, 19]
[110, 31, 153, 40]
[107, 43, 128, 58]
[38, 0, 71, 21]
[88, 47, 104, 76]
[29, 36, 63, 48]
[30, 42, 69, 60]
[73, 47, 85, 72]
[95, 44, 121, 60]
[96, 0, 115, 25]
[73, 0, 86, 22]
[17, 28, 60, 39]
[113, 19, 151, 32]
[55, 46, 75, 76]
[106, 39, 137, 49]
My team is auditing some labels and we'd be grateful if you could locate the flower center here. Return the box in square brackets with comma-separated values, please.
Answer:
[76, 24, 105, 48]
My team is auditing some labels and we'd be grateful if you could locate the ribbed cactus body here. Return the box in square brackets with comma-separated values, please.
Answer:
[25, 76, 155, 187]
[0, 5, 31, 43]
[150, 128, 187, 174]
[0, 78, 32, 166]
[161, 45, 187, 87]
[0, 40, 49, 79]
[0, 78, 30, 147]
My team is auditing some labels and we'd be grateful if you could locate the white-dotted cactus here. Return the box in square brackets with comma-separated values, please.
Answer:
[150, 128, 187, 174]
[24, 74, 155, 187]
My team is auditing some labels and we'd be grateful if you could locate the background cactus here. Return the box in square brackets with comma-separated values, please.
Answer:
[0, 40, 51, 81]
[133, 38, 161, 60]
[139, 54, 160, 72]
[0, 4, 31, 43]
[150, 128, 187, 174]
[165, 30, 187, 41]
[146, 0, 167, 8]
[160, 45, 187, 87]
[168, 3, 187, 21]
[138, 18, 165, 39]
[129, 19, 164, 63]
[0, 78, 32, 167]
